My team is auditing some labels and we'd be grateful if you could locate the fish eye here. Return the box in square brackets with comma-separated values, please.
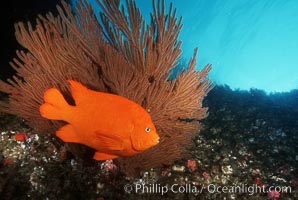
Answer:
[145, 127, 151, 133]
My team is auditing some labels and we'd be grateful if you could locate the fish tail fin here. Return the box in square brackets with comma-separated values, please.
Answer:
[39, 88, 70, 120]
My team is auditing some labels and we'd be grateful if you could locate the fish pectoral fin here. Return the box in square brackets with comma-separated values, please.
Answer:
[94, 131, 124, 151]
[56, 124, 80, 143]
[93, 152, 118, 160]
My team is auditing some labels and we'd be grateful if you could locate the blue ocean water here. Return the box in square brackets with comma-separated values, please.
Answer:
[75, 0, 298, 93]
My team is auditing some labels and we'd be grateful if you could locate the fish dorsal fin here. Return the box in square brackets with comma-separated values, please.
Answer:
[93, 152, 118, 160]
[67, 80, 91, 106]
[94, 130, 124, 151]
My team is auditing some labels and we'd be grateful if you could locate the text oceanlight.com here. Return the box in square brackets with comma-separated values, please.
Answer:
[123, 183, 292, 196]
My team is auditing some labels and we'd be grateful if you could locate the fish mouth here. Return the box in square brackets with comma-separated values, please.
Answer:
[146, 137, 160, 148]
[152, 137, 160, 146]
[156, 137, 160, 144]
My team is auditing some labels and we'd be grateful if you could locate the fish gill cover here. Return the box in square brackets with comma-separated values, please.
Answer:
[0, 0, 213, 176]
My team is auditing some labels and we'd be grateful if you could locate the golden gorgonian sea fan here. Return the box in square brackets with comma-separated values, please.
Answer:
[0, 0, 213, 176]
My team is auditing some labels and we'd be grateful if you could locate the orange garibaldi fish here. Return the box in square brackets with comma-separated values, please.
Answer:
[39, 80, 160, 160]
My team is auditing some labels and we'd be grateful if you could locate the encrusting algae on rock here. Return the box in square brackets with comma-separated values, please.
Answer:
[0, 0, 213, 176]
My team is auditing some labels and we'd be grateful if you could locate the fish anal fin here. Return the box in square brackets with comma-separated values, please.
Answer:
[93, 152, 118, 160]
[94, 131, 124, 151]
[56, 124, 81, 143]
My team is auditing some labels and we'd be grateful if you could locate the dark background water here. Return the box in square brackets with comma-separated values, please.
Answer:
[0, 0, 67, 81]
